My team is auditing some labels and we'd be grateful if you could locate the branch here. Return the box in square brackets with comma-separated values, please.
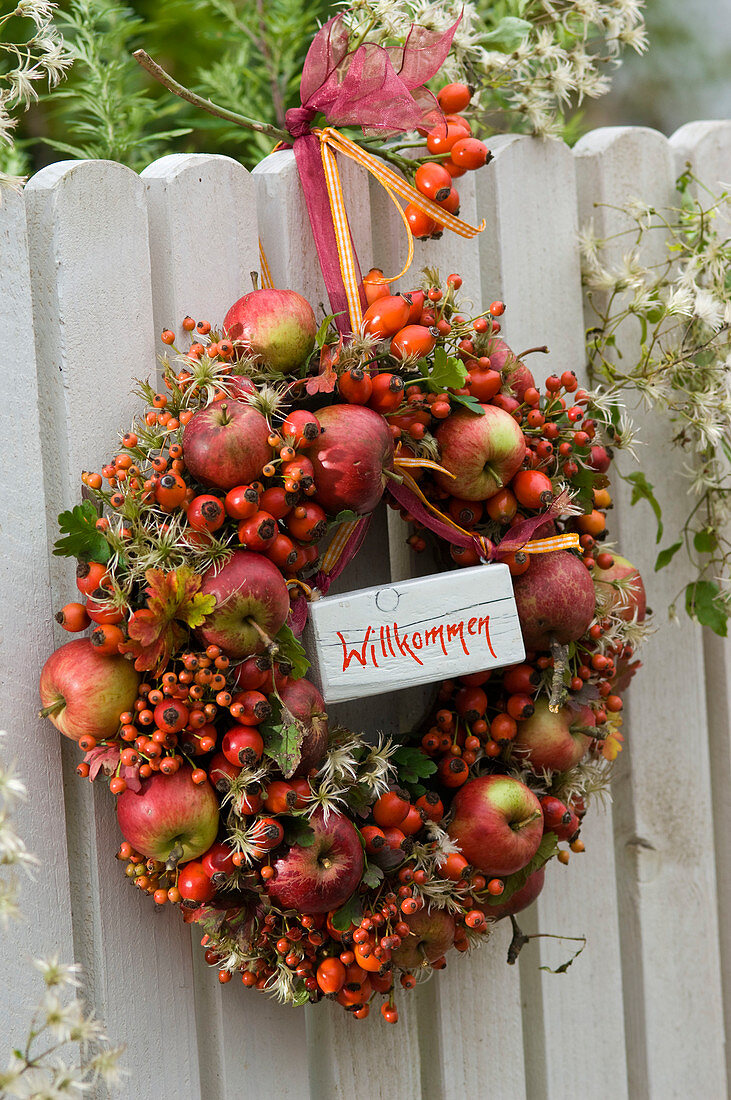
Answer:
[133, 50, 289, 142]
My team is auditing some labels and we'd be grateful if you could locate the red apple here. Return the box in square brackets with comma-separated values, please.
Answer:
[434, 404, 526, 501]
[513, 698, 594, 772]
[309, 404, 395, 515]
[482, 867, 546, 921]
[513, 551, 596, 650]
[117, 766, 219, 863]
[447, 775, 543, 876]
[223, 288, 317, 373]
[39, 638, 140, 742]
[481, 337, 536, 400]
[266, 807, 363, 914]
[593, 554, 646, 622]
[279, 678, 329, 777]
[391, 907, 456, 969]
[182, 399, 271, 490]
[197, 550, 289, 658]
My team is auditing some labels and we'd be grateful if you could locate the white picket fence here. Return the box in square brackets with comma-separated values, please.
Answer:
[1, 119, 730, 1100]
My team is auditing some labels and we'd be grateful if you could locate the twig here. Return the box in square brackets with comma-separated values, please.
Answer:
[133, 50, 289, 142]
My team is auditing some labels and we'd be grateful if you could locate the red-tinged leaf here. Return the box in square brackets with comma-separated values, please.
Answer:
[306, 337, 342, 395]
[119, 567, 215, 674]
[84, 745, 121, 782]
[122, 765, 142, 793]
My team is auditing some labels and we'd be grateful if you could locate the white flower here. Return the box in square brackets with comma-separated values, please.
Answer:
[694, 288, 724, 330]
[665, 285, 695, 317]
[33, 956, 81, 989]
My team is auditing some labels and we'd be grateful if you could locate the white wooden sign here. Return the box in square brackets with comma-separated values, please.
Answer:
[304, 562, 525, 704]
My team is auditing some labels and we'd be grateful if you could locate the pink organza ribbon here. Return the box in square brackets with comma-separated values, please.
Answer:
[283, 14, 458, 332]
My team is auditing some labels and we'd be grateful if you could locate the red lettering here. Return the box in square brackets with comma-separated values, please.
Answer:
[478, 615, 497, 659]
[370, 642, 379, 667]
[337, 626, 373, 671]
[392, 622, 423, 666]
[380, 626, 388, 660]
[412, 631, 422, 650]
[446, 620, 470, 657]
[467, 617, 478, 635]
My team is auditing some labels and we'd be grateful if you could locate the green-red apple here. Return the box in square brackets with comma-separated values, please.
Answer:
[197, 550, 290, 659]
[434, 404, 526, 501]
[39, 638, 140, 742]
[513, 698, 594, 773]
[447, 775, 544, 876]
[223, 288, 316, 373]
[116, 766, 219, 863]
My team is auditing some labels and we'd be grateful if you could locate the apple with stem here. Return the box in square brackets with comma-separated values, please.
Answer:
[223, 288, 317, 373]
[434, 404, 526, 501]
[309, 404, 394, 515]
[116, 766, 219, 866]
[512, 698, 595, 773]
[197, 550, 290, 658]
[391, 907, 456, 969]
[39, 638, 140, 742]
[448, 775, 543, 876]
[182, 399, 271, 491]
[266, 808, 363, 914]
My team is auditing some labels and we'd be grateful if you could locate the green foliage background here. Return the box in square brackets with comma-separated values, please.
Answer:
[4, 0, 335, 175]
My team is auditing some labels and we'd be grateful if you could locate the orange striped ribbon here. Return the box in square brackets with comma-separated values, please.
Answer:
[259, 240, 274, 289]
[316, 126, 485, 331]
[320, 518, 361, 574]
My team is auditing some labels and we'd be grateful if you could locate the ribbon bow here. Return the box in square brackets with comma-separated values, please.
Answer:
[282, 15, 484, 333]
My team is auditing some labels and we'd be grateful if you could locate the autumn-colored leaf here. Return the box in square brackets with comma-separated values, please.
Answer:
[601, 727, 625, 761]
[306, 337, 342, 395]
[120, 566, 215, 673]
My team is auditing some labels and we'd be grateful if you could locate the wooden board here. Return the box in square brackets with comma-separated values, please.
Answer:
[480, 134, 630, 1099]
[669, 119, 731, 1093]
[305, 563, 524, 703]
[574, 126, 727, 1100]
[0, 184, 77, 1056]
[23, 159, 202, 1100]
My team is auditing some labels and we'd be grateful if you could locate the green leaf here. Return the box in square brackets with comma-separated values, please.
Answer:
[481, 16, 532, 51]
[291, 985, 311, 1007]
[419, 346, 469, 393]
[361, 862, 384, 889]
[275, 623, 310, 681]
[451, 393, 486, 415]
[315, 313, 338, 348]
[327, 508, 359, 530]
[693, 528, 718, 554]
[261, 702, 305, 778]
[331, 892, 362, 931]
[53, 501, 112, 562]
[685, 580, 728, 637]
[282, 816, 316, 848]
[484, 833, 558, 907]
[626, 472, 663, 543]
[346, 783, 375, 819]
[655, 541, 682, 571]
[392, 746, 437, 785]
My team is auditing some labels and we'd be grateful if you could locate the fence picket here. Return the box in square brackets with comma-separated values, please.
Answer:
[141, 151, 310, 1098]
[0, 188, 76, 1050]
[23, 160, 201, 1100]
[573, 126, 727, 1099]
[668, 119, 731, 1091]
[253, 149, 373, 306]
[477, 133, 629, 1098]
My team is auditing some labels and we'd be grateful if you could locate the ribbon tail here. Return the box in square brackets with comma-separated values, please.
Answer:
[292, 135, 365, 335]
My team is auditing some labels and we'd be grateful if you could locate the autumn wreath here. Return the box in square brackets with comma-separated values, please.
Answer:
[38, 266, 647, 1020]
